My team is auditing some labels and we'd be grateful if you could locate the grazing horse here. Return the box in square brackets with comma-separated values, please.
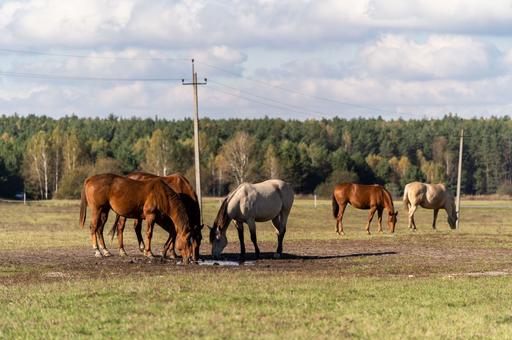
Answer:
[403, 182, 457, 230]
[332, 183, 398, 235]
[109, 171, 202, 262]
[79, 173, 193, 263]
[209, 179, 294, 260]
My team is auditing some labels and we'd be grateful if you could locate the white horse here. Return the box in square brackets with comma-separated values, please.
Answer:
[403, 182, 457, 230]
[209, 179, 294, 260]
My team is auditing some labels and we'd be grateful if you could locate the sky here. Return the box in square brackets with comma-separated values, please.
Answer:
[1, 0, 512, 120]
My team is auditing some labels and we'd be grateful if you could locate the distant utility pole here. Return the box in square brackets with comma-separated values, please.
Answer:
[182, 59, 207, 224]
[456, 129, 464, 229]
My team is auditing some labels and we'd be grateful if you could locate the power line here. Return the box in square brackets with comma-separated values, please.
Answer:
[197, 60, 420, 118]
[0, 47, 189, 61]
[208, 84, 315, 118]
[209, 79, 325, 115]
[0, 71, 183, 82]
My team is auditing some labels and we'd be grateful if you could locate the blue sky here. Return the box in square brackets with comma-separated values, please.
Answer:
[0, 0, 512, 120]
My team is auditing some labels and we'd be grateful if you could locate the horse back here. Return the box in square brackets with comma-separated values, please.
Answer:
[405, 182, 450, 209]
[230, 180, 293, 222]
[333, 183, 385, 209]
[127, 171, 200, 225]
[84, 173, 151, 216]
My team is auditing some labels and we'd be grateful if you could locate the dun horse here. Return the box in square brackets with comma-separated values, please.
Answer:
[79, 173, 193, 263]
[109, 171, 202, 262]
[210, 179, 294, 260]
[403, 182, 457, 230]
[332, 183, 398, 235]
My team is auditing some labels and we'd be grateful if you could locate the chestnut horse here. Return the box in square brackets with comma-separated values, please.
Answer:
[79, 173, 193, 263]
[109, 171, 202, 261]
[403, 182, 457, 230]
[332, 183, 398, 235]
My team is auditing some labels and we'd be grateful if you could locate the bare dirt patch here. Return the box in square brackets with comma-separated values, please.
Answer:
[3, 233, 512, 285]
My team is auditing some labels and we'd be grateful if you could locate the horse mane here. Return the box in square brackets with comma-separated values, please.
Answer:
[213, 196, 231, 231]
[151, 179, 191, 234]
[381, 186, 395, 212]
[213, 183, 245, 230]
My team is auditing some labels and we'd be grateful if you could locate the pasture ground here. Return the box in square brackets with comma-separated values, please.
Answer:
[1, 198, 512, 338]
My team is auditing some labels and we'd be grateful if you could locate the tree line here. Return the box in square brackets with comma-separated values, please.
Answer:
[0, 114, 511, 199]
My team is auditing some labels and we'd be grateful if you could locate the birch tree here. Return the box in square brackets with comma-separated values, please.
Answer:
[219, 132, 255, 185]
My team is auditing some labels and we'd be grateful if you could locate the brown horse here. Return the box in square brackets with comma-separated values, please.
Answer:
[79, 173, 193, 263]
[109, 171, 202, 262]
[332, 183, 398, 235]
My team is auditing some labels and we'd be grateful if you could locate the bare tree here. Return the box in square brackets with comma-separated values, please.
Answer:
[143, 129, 172, 175]
[263, 144, 281, 179]
[24, 131, 51, 199]
[220, 132, 255, 185]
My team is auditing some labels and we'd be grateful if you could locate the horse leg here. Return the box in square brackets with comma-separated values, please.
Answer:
[432, 209, 439, 230]
[161, 222, 177, 259]
[89, 209, 102, 257]
[409, 205, 418, 231]
[236, 221, 246, 261]
[336, 202, 348, 236]
[273, 211, 288, 258]
[144, 215, 156, 258]
[96, 209, 111, 257]
[134, 219, 145, 253]
[116, 216, 128, 256]
[365, 207, 377, 235]
[247, 219, 260, 259]
[377, 208, 383, 233]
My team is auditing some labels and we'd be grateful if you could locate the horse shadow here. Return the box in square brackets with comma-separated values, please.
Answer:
[199, 251, 397, 262]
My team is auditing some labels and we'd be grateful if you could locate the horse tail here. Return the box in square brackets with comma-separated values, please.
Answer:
[79, 184, 87, 228]
[108, 214, 120, 242]
[402, 185, 410, 211]
[332, 194, 339, 218]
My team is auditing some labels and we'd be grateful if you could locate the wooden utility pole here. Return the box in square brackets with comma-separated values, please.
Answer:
[182, 59, 207, 224]
[455, 129, 464, 229]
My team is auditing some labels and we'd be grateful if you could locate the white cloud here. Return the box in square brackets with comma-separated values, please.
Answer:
[0, 0, 511, 119]
[361, 34, 498, 80]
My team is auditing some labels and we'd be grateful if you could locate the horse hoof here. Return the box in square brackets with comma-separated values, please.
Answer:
[144, 251, 154, 258]
[101, 250, 111, 257]
[119, 249, 128, 257]
[94, 250, 102, 258]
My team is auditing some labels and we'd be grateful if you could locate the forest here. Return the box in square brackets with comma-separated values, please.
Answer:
[0, 114, 511, 199]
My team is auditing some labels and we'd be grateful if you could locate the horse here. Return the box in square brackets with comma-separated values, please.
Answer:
[332, 183, 398, 235]
[209, 179, 294, 260]
[79, 173, 193, 263]
[403, 182, 457, 230]
[108, 171, 202, 262]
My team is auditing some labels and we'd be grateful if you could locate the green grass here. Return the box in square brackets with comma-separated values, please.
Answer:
[2, 198, 512, 338]
[1, 197, 510, 251]
[2, 273, 512, 339]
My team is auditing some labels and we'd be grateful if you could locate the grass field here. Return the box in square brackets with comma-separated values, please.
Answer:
[1, 198, 512, 338]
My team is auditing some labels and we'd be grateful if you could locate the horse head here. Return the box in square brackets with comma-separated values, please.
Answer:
[447, 198, 457, 229]
[387, 210, 398, 233]
[176, 231, 194, 264]
[189, 224, 204, 263]
[210, 221, 228, 260]
[447, 210, 457, 229]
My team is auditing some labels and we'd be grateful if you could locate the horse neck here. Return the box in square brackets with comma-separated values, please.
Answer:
[382, 189, 394, 212]
[214, 197, 233, 234]
[154, 182, 190, 234]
